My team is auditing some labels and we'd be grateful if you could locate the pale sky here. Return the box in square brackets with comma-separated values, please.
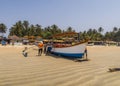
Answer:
[1, 0, 120, 36]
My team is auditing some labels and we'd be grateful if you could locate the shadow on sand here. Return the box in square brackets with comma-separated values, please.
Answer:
[108, 68, 120, 72]
[74, 59, 90, 62]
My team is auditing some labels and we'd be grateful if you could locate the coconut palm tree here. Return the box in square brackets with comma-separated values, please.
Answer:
[23, 20, 29, 36]
[35, 24, 42, 36]
[51, 24, 61, 35]
[9, 21, 23, 37]
[113, 27, 118, 33]
[113, 30, 120, 42]
[29, 25, 36, 36]
[98, 27, 104, 33]
[0, 23, 7, 37]
[67, 27, 73, 32]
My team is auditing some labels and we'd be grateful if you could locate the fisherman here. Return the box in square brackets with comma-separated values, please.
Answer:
[46, 42, 52, 55]
[38, 41, 44, 56]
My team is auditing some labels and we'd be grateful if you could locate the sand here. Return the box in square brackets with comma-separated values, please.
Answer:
[0, 45, 120, 86]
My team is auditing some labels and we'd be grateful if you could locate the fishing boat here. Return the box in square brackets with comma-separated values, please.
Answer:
[50, 32, 88, 59]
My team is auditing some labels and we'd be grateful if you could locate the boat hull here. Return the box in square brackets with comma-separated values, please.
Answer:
[51, 42, 87, 58]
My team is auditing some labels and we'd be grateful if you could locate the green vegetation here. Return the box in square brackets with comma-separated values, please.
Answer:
[0, 23, 7, 36]
[9, 21, 62, 39]
[0, 20, 120, 42]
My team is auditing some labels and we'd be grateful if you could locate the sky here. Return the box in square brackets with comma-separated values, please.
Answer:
[1, 0, 120, 36]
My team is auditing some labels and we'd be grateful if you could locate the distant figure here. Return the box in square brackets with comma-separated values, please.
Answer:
[1, 40, 6, 46]
[22, 47, 28, 57]
[44, 43, 47, 54]
[84, 48, 88, 59]
[38, 41, 44, 56]
[11, 41, 14, 46]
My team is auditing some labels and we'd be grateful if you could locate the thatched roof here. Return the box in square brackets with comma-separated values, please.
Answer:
[53, 32, 78, 38]
[8, 35, 20, 40]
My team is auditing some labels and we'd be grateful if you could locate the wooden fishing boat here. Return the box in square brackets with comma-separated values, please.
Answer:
[50, 32, 88, 58]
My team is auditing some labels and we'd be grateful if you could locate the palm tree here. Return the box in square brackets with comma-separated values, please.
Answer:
[87, 28, 92, 35]
[29, 25, 35, 36]
[113, 27, 118, 33]
[51, 24, 61, 35]
[23, 20, 29, 36]
[15, 21, 23, 37]
[113, 30, 120, 42]
[35, 24, 42, 36]
[67, 27, 73, 32]
[98, 27, 104, 33]
[9, 21, 23, 37]
[0, 23, 7, 37]
[9, 27, 16, 36]
[104, 32, 113, 41]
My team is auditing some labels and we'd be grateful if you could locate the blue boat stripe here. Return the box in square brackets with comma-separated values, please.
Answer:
[51, 52, 84, 58]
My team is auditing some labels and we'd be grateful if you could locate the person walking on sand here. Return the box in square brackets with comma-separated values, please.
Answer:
[46, 42, 52, 55]
[38, 41, 44, 56]
[84, 47, 88, 60]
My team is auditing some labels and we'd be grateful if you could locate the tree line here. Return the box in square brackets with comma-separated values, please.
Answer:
[0, 20, 120, 42]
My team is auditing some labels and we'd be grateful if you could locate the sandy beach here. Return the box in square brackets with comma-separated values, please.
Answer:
[0, 45, 120, 86]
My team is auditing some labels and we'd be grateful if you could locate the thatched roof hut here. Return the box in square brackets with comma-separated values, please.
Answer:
[8, 35, 20, 41]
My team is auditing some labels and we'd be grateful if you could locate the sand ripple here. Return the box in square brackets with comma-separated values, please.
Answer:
[0, 46, 120, 86]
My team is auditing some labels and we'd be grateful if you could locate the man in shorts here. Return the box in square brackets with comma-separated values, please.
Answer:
[38, 41, 44, 56]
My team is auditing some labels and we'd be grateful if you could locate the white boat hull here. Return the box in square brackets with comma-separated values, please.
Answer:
[51, 42, 87, 58]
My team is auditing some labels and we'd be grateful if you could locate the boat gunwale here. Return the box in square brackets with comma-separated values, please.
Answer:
[53, 40, 88, 48]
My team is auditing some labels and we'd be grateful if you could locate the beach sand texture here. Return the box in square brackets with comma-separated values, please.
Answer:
[0, 46, 120, 86]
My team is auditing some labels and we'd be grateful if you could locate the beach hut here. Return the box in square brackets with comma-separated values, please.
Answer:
[106, 41, 117, 46]
[8, 35, 24, 45]
[22, 36, 29, 45]
[8, 35, 20, 42]
[88, 41, 106, 46]
[0, 37, 12, 45]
